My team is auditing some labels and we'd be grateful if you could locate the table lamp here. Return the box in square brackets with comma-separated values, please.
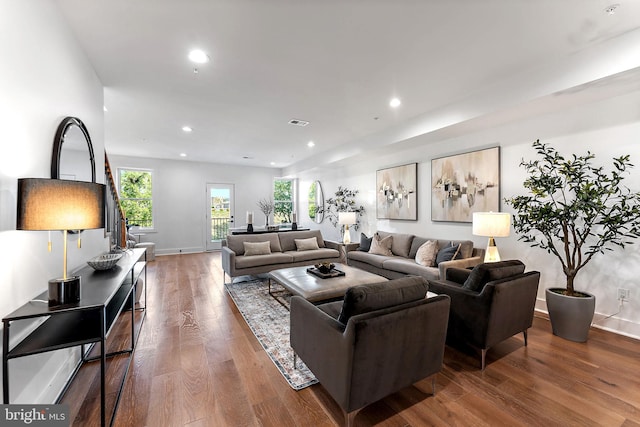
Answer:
[17, 178, 106, 306]
[472, 212, 511, 263]
[338, 212, 356, 244]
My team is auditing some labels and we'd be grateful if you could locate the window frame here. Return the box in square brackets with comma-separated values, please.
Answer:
[117, 167, 155, 232]
[273, 178, 297, 224]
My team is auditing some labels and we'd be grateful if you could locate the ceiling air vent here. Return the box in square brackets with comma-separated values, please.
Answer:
[288, 119, 309, 127]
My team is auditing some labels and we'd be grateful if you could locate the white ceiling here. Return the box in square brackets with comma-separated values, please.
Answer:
[55, 0, 640, 172]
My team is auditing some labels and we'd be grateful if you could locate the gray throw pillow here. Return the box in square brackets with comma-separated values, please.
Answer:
[337, 276, 428, 324]
[435, 243, 461, 265]
[294, 237, 319, 251]
[243, 241, 271, 256]
[357, 233, 372, 252]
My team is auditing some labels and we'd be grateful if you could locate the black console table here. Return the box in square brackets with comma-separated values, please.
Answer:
[2, 247, 147, 427]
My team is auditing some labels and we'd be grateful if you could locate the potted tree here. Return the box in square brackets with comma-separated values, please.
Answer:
[505, 140, 640, 342]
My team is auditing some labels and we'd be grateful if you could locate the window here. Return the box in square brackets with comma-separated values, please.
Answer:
[118, 168, 154, 229]
[273, 178, 295, 224]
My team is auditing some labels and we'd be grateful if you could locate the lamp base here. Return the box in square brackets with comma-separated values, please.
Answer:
[484, 237, 501, 263]
[48, 276, 81, 307]
[343, 225, 351, 244]
[247, 223, 253, 233]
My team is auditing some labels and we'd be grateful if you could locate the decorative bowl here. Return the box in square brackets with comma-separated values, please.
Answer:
[315, 262, 335, 274]
[87, 253, 122, 270]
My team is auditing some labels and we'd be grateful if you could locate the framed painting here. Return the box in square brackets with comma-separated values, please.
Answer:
[431, 146, 500, 222]
[376, 162, 417, 220]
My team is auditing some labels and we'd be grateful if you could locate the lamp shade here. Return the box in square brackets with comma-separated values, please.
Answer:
[338, 211, 357, 226]
[17, 178, 105, 231]
[472, 212, 511, 237]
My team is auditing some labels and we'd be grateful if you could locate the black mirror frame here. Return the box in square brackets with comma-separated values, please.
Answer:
[51, 116, 96, 183]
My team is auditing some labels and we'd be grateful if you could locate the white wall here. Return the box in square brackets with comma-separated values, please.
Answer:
[107, 155, 282, 254]
[0, 1, 107, 403]
[296, 90, 640, 339]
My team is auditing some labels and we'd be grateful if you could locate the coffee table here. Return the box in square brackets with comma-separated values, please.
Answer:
[267, 263, 388, 304]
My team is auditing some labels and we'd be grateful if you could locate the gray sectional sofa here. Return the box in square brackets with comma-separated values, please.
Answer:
[346, 230, 485, 281]
[221, 230, 341, 280]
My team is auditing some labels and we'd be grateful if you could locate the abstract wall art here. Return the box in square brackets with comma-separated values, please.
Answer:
[431, 146, 500, 222]
[376, 163, 417, 220]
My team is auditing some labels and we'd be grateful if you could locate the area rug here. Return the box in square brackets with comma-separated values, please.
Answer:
[224, 280, 318, 390]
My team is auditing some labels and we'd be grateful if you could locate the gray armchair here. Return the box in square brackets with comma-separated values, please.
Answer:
[290, 276, 450, 426]
[428, 260, 540, 370]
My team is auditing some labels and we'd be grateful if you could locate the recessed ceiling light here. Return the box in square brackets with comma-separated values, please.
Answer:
[307, 141, 315, 148]
[182, 126, 193, 132]
[103, 106, 108, 112]
[188, 49, 210, 64]
[180, 153, 187, 157]
[270, 162, 276, 166]
[390, 97, 401, 108]
[604, 4, 619, 14]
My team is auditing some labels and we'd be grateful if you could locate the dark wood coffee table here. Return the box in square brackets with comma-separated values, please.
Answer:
[267, 263, 388, 304]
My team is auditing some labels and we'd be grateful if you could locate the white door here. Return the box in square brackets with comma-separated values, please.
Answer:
[206, 183, 234, 250]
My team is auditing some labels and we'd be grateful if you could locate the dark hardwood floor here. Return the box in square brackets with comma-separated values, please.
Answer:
[62, 252, 640, 426]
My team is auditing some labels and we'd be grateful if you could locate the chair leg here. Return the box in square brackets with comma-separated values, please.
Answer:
[523, 329, 528, 346]
[293, 352, 298, 369]
[481, 348, 487, 370]
[431, 377, 437, 396]
[344, 409, 358, 427]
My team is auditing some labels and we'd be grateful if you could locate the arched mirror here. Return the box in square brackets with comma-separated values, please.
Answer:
[51, 116, 96, 182]
[308, 180, 325, 223]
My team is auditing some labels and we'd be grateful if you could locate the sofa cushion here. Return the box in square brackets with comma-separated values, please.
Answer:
[369, 233, 393, 256]
[279, 230, 326, 252]
[377, 231, 415, 258]
[453, 240, 474, 259]
[286, 248, 340, 262]
[357, 233, 373, 252]
[337, 276, 429, 324]
[463, 260, 526, 292]
[294, 237, 319, 251]
[382, 258, 440, 280]
[235, 253, 294, 269]
[415, 240, 439, 267]
[243, 241, 272, 256]
[226, 233, 282, 255]
[347, 250, 393, 268]
[435, 243, 461, 265]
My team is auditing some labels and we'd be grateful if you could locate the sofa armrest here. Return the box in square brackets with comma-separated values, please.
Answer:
[438, 256, 483, 280]
[221, 246, 236, 277]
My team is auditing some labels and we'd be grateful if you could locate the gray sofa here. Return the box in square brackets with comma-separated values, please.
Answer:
[221, 230, 341, 280]
[346, 230, 485, 281]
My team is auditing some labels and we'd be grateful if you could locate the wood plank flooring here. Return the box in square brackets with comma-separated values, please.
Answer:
[62, 252, 640, 426]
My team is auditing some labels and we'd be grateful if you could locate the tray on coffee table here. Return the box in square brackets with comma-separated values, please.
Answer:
[306, 267, 346, 279]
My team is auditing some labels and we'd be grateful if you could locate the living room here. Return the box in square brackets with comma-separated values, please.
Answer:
[1, 1, 640, 426]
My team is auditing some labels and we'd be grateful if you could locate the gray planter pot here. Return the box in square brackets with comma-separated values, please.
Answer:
[545, 288, 596, 342]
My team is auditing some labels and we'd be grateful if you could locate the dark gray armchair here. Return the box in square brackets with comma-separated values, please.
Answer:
[290, 276, 450, 426]
[428, 260, 540, 370]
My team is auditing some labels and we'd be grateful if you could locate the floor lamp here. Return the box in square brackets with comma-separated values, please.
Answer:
[472, 212, 511, 263]
[17, 178, 106, 306]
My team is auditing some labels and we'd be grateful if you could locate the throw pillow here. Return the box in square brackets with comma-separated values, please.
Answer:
[368, 233, 393, 256]
[243, 241, 271, 256]
[294, 237, 319, 251]
[338, 276, 428, 324]
[435, 243, 461, 265]
[357, 233, 373, 252]
[415, 240, 439, 267]
[463, 260, 526, 292]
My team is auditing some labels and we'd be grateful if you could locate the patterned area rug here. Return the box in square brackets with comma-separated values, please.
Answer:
[224, 280, 318, 390]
